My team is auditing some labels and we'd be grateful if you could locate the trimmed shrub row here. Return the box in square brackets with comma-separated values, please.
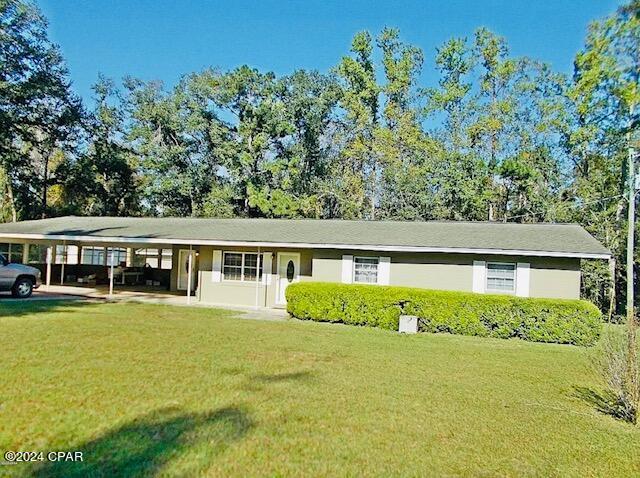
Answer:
[285, 282, 602, 346]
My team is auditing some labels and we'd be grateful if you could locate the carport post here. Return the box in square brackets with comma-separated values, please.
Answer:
[254, 246, 261, 309]
[59, 240, 66, 285]
[187, 245, 193, 305]
[45, 245, 52, 289]
[109, 249, 115, 297]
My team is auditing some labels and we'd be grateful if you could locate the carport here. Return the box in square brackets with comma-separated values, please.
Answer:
[0, 223, 199, 304]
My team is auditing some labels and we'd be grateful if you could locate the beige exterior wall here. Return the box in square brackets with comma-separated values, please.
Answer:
[176, 246, 583, 306]
[311, 249, 582, 300]
[529, 257, 581, 299]
[1, 238, 585, 303]
[196, 245, 312, 307]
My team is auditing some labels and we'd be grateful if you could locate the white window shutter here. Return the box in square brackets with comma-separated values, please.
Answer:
[516, 262, 530, 297]
[262, 252, 272, 285]
[341, 255, 353, 284]
[377, 256, 391, 285]
[472, 261, 486, 293]
[211, 250, 222, 282]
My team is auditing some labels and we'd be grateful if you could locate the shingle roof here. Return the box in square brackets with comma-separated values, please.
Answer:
[0, 216, 610, 259]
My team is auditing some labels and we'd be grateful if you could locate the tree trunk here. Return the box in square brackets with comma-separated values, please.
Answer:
[370, 163, 376, 220]
[1, 165, 17, 222]
[41, 154, 49, 219]
[7, 179, 17, 222]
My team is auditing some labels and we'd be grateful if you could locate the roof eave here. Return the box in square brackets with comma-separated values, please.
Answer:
[0, 232, 611, 260]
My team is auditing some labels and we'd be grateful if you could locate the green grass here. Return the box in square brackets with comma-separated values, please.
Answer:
[0, 301, 638, 477]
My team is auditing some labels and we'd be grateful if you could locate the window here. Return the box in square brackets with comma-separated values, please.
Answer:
[0, 243, 23, 264]
[133, 248, 173, 269]
[223, 252, 263, 282]
[160, 250, 173, 270]
[486, 263, 516, 292]
[55, 245, 79, 265]
[243, 253, 261, 281]
[28, 245, 47, 264]
[82, 246, 105, 265]
[353, 256, 379, 284]
[107, 247, 128, 266]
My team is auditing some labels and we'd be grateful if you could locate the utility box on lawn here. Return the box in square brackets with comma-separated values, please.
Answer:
[399, 315, 418, 334]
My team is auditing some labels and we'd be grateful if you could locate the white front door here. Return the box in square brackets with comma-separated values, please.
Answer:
[177, 249, 196, 290]
[277, 253, 300, 304]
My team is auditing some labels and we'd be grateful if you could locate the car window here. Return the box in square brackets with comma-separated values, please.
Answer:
[0, 254, 6, 266]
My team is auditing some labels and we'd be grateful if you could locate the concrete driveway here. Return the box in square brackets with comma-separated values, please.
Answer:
[0, 284, 288, 321]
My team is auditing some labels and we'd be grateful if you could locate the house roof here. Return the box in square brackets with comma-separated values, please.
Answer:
[0, 216, 610, 259]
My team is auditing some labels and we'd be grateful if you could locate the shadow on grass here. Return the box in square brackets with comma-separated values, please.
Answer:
[240, 370, 314, 393]
[254, 371, 313, 383]
[0, 298, 100, 318]
[28, 406, 252, 478]
[573, 386, 636, 423]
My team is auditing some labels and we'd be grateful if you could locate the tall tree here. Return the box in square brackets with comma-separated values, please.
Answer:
[60, 77, 138, 216]
[566, 0, 639, 315]
[423, 37, 490, 220]
[188, 66, 293, 217]
[425, 31, 567, 223]
[0, 0, 82, 221]
[375, 28, 436, 221]
[567, 0, 639, 416]
[125, 76, 228, 216]
[334, 31, 380, 219]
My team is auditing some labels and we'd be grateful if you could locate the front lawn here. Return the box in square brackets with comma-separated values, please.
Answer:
[1, 301, 639, 476]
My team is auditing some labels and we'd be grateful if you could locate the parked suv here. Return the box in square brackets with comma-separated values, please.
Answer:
[0, 254, 42, 298]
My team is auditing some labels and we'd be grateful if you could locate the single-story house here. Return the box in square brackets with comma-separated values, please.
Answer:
[0, 216, 610, 307]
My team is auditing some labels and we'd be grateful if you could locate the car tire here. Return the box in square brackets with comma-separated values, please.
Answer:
[12, 278, 33, 299]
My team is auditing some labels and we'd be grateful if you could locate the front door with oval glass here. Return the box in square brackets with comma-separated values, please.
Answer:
[277, 253, 300, 304]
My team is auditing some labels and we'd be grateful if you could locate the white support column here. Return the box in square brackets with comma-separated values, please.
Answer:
[60, 241, 66, 285]
[22, 243, 29, 264]
[377, 257, 391, 285]
[515, 263, 530, 297]
[187, 245, 193, 305]
[109, 249, 115, 297]
[472, 261, 486, 293]
[45, 245, 53, 289]
[211, 250, 222, 282]
[341, 255, 353, 284]
[255, 246, 261, 309]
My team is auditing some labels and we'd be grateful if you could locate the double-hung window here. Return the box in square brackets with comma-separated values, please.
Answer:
[28, 245, 47, 264]
[55, 245, 79, 265]
[106, 247, 127, 266]
[133, 248, 172, 269]
[82, 246, 105, 265]
[223, 252, 262, 282]
[486, 262, 516, 293]
[0, 243, 23, 264]
[353, 257, 379, 284]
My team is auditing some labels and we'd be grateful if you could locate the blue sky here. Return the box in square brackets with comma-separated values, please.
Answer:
[37, 0, 620, 102]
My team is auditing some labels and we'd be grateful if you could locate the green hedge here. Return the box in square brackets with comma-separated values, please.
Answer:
[285, 282, 602, 346]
